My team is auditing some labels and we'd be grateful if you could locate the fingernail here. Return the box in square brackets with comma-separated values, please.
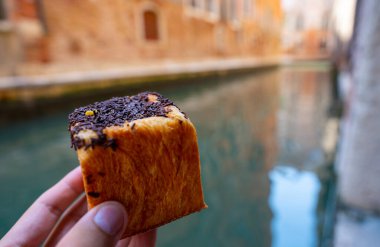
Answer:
[94, 204, 125, 235]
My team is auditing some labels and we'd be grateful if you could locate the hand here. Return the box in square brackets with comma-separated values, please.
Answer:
[0, 167, 156, 247]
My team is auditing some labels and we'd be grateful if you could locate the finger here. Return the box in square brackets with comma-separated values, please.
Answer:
[44, 193, 88, 247]
[127, 229, 157, 247]
[116, 237, 131, 247]
[1, 167, 84, 247]
[57, 201, 127, 247]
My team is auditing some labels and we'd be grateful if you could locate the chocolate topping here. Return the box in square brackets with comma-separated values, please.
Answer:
[68, 92, 180, 150]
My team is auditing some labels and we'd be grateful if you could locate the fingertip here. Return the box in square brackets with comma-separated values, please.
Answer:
[93, 201, 128, 237]
[57, 201, 128, 247]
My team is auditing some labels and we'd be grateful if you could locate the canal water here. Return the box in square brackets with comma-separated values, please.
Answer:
[0, 64, 336, 246]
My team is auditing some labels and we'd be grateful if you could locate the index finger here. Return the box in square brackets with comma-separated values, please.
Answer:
[1, 166, 84, 247]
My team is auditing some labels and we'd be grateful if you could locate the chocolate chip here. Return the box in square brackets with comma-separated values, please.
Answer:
[86, 175, 93, 184]
[68, 92, 184, 150]
[87, 192, 100, 198]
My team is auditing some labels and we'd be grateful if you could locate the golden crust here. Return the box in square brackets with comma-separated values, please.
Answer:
[76, 113, 207, 237]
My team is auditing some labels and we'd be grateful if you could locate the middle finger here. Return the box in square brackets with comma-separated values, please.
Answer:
[43, 193, 88, 246]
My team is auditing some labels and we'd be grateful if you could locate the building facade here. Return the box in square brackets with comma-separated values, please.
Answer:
[282, 0, 331, 57]
[0, 0, 282, 72]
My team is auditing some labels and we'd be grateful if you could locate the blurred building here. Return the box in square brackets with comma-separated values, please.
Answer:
[329, 0, 356, 69]
[0, 0, 282, 73]
[282, 0, 332, 57]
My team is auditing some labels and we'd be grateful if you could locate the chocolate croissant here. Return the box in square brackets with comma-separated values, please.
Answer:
[68, 92, 207, 237]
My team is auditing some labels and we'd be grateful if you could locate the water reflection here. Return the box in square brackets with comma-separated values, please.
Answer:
[0, 65, 334, 247]
[157, 67, 333, 247]
[270, 166, 321, 247]
[158, 72, 280, 247]
[0, 113, 78, 235]
[271, 67, 333, 247]
[277, 68, 331, 170]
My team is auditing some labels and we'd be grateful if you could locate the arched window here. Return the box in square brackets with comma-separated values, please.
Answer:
[143, 10, 159, 41]
[221, 0, 228, 21]
[0, 0, 7, 20]
[229, 0, 237, 22]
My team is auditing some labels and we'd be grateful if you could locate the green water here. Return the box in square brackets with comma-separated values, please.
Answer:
[0, 65, 335, 246]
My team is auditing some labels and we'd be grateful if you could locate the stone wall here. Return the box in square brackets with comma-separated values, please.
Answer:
[338, 0, 380, 212]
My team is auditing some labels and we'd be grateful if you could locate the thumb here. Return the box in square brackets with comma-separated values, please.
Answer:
[57, 201, 127, 247]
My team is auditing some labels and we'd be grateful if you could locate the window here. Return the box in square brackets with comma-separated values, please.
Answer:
[189, 0, 201, 9]
[220, 0, 228, 21]
[205, 0, 219, 19]
[244, 0, 252, 18]
[296, 15, 303, 31]
[0, 0, 7, 21]
[185, 0, 219, 21]
[205, 0, 215, 12]
[143, 10, 159, 41]
[229, 0, 237, 22]
[322, 12, 329, 30]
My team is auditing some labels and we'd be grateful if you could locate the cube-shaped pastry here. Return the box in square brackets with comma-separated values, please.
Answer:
[68, 92, 207, 237]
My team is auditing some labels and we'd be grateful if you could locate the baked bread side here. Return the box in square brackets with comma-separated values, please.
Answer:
[69, 92, 207, 237]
